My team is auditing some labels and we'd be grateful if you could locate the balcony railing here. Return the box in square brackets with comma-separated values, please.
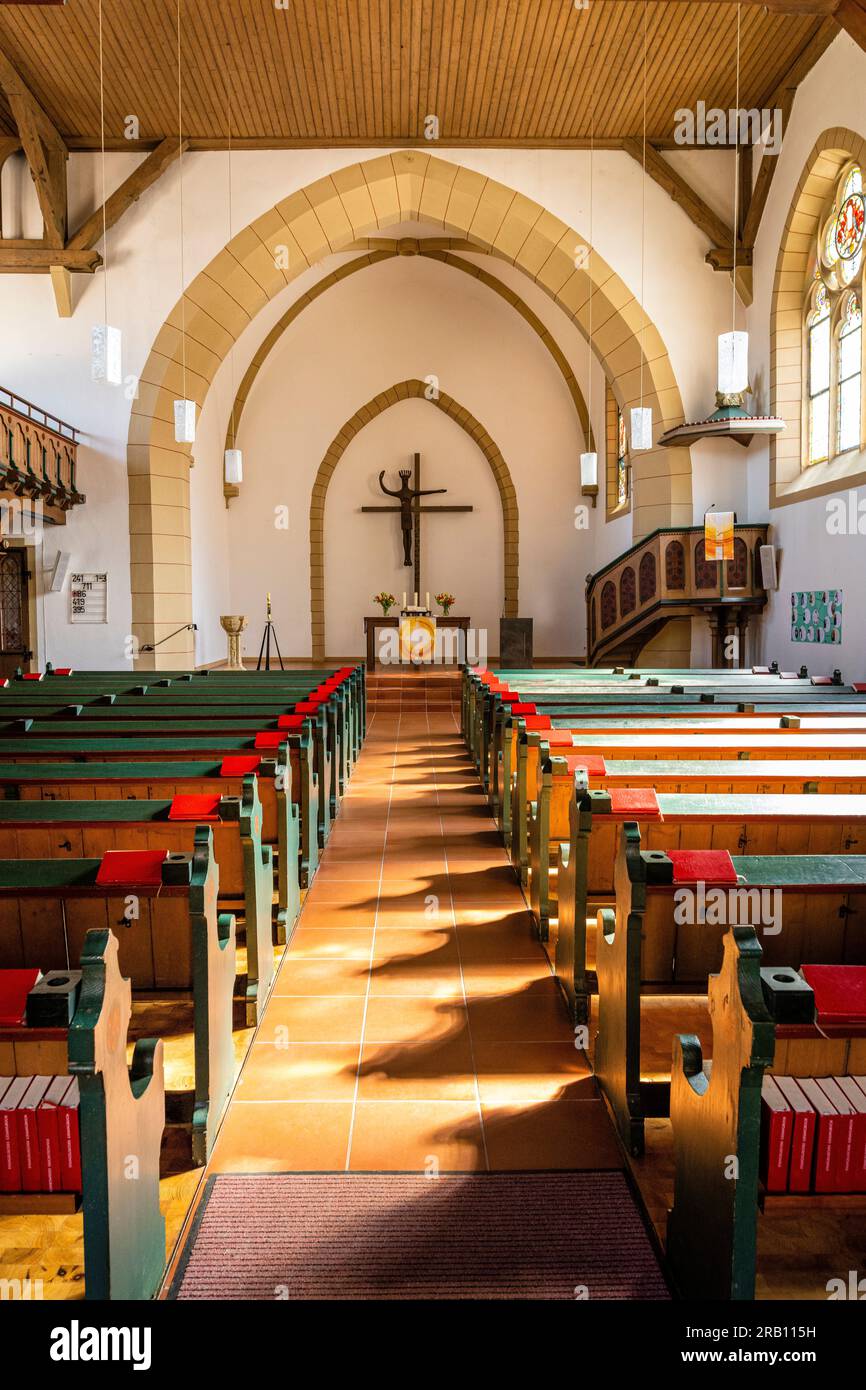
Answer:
[0, 387, 84, 523]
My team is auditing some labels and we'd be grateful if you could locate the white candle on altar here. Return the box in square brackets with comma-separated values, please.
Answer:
[402, 592, 406, 609]
[425, 593, 429, 610]
[414, 592, 418, 606]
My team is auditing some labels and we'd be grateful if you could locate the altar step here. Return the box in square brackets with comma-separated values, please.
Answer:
[366, 670, 461, 712]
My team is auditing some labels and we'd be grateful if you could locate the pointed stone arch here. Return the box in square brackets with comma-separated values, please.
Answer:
[222, 239, 597, 501]
[129, 151, 689, 666]
[770, 126, 866, 508]
[310, 379, 517, 662]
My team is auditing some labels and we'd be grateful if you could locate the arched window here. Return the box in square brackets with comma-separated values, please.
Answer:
[638, 551, 656, 604]
[838, 292, 862, 454]
[665, 539, 685, 591]
[806, 162, 864, 467]
[616, 409, 628, 507]
[600, 580, 617, 630]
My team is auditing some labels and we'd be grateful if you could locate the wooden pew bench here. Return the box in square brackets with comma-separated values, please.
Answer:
[592, 828, 866, 1162]
[0, 828, 236, 1164]
[0, 751, 301, 930]
[553, 789, 866, 1017]
[512, 725, 866, 886]
[0, 707, 340, 837]
[0, 729, 320, 886]
[496, 702, 866, 841]
[0, 927, 166, 1299]
[664, 925, 866, 1300]
[0, 774, 275, 1025]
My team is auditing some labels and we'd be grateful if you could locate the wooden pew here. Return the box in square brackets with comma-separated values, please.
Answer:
[0, 730, 320, 887]
[0, 774, 275, 1024]
[0, 828, 236, 1164]
[498, 702, 866, 844]
[0, 751, 301, 931]
[663, 925, 866, 1301]
[0, 927, 167, 1299]
[512, 725, 866, 888]
[554, 789, 866, 1018]
[0, 707, 340, 836]
[592, 827, 866, 1160]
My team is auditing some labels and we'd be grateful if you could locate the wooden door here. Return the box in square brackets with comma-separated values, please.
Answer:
[0, 548, 31, 677]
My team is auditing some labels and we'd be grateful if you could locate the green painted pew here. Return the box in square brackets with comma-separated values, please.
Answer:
[0, 826, 235, 1165]
[554, 790, 866, 1020]
[0, 774, 274, 1025]
[593, 826, 866, 1160]
[0, 708, 341, 832]
[0, 753, 301, 934]
[0, 731, 320, 886]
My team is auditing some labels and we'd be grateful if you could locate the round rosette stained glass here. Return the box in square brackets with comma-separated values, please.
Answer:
[835, 191, 865, 262]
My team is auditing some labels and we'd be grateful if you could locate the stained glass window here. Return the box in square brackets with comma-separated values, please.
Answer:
[616, 409, 628, 506]
[808, 285, 831, 465]
[838, 294, 862, 454]
[806, 162, 864, 466]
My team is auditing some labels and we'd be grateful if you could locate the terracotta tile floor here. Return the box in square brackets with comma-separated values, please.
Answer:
[204, 696, 622, 1177]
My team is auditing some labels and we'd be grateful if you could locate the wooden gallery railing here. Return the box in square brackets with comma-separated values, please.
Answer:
[0, 386, 84, 526]
[585, 523, 770, 668]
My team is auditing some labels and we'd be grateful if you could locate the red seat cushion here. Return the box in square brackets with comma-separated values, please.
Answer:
[852, 683, 866, 693]
[566, 754, 607, 777]
[276, 715, 305, 730]
[811, 676, 833, 686]
[524, 716, 552, 730]
[221, 755, 260, 776]
[607, 789, 663, 818]
[52, 668, 73, 676]
[509, 702, 537, 715]
[254, 731, 285, 749]
[22, 672, 42, 681]
[800, 965, 866, 1025]
[96, 849, 167, 887]
[549, 731, 576, 747]
[667, 849, 737, 884]
[293, 701, 320, 713]
[751, 666, 770, 675]
[169, 794, 222, 821]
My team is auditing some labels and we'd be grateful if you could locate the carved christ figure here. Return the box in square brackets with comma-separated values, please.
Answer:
[377, 469, 447, 567]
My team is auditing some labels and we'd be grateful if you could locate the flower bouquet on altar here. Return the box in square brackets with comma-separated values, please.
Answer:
[435, 592, 455, 617]
[374, 591, 397, 616]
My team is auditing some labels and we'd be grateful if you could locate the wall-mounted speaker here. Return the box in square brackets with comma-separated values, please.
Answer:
[48, 551, 70, 592]
[759, 544, 778, 591]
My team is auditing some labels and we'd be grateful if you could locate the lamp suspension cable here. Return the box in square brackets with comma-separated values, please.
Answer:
[98, 0, 108, 325]
[176, 0, 187, 406]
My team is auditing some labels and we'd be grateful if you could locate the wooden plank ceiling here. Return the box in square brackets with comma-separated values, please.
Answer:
[0, 0, 836, 149]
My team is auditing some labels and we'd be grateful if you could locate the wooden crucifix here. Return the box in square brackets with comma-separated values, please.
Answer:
[361, 452, 473, 595]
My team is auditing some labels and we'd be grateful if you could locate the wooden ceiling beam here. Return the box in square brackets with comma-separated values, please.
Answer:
[836, 0, 866, 49]
[622, 136, 738, 255]
[68, 136, 188, 252]
[0, 246, 100, 272]
[743, 16, 839, 248]
[0, 42, 67, 249]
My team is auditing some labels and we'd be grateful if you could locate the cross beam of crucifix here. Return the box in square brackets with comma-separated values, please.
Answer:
[360, 452, 473, 594]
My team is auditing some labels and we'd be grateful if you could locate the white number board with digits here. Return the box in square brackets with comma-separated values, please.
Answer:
[69, 572, 108, 624]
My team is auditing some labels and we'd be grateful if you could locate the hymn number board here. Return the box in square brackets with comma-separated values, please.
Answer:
[70, 572, 108, 624]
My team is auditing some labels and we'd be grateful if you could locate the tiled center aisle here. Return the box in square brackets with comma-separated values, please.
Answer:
[204, 682, 623, 1177]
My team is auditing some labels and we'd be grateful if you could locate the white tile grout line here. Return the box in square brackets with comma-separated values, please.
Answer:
[342, 687, 403, 1170]
[423, 688, 491, 1171]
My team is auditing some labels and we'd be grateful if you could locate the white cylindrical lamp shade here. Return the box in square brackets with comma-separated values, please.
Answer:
[630, 406, 653, 451]
[174, 399, 197, 443]
[718, 331, 749, 394]
[91, 324, 122, 385]
[224, 448, 243, 485]
[580, 451, 598, 488]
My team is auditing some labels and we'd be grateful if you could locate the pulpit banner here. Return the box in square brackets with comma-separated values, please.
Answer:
[704, 510, 734, 561]
[399, 615, 436, 663]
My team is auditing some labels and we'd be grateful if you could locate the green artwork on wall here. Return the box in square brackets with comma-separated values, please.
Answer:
[791, 589, 843, 644]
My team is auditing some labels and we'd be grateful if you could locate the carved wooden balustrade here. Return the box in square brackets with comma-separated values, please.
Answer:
[585, 523, 769, 667]
[0, 386, 84, 526]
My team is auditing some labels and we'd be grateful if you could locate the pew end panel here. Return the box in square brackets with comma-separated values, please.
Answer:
[68, 926, 167, 1301]
[238, 774, 277, 1023]
[665, 926, 775, 1302]
[189, 826, 237, 1165]
[593, 823, 674, 1158]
